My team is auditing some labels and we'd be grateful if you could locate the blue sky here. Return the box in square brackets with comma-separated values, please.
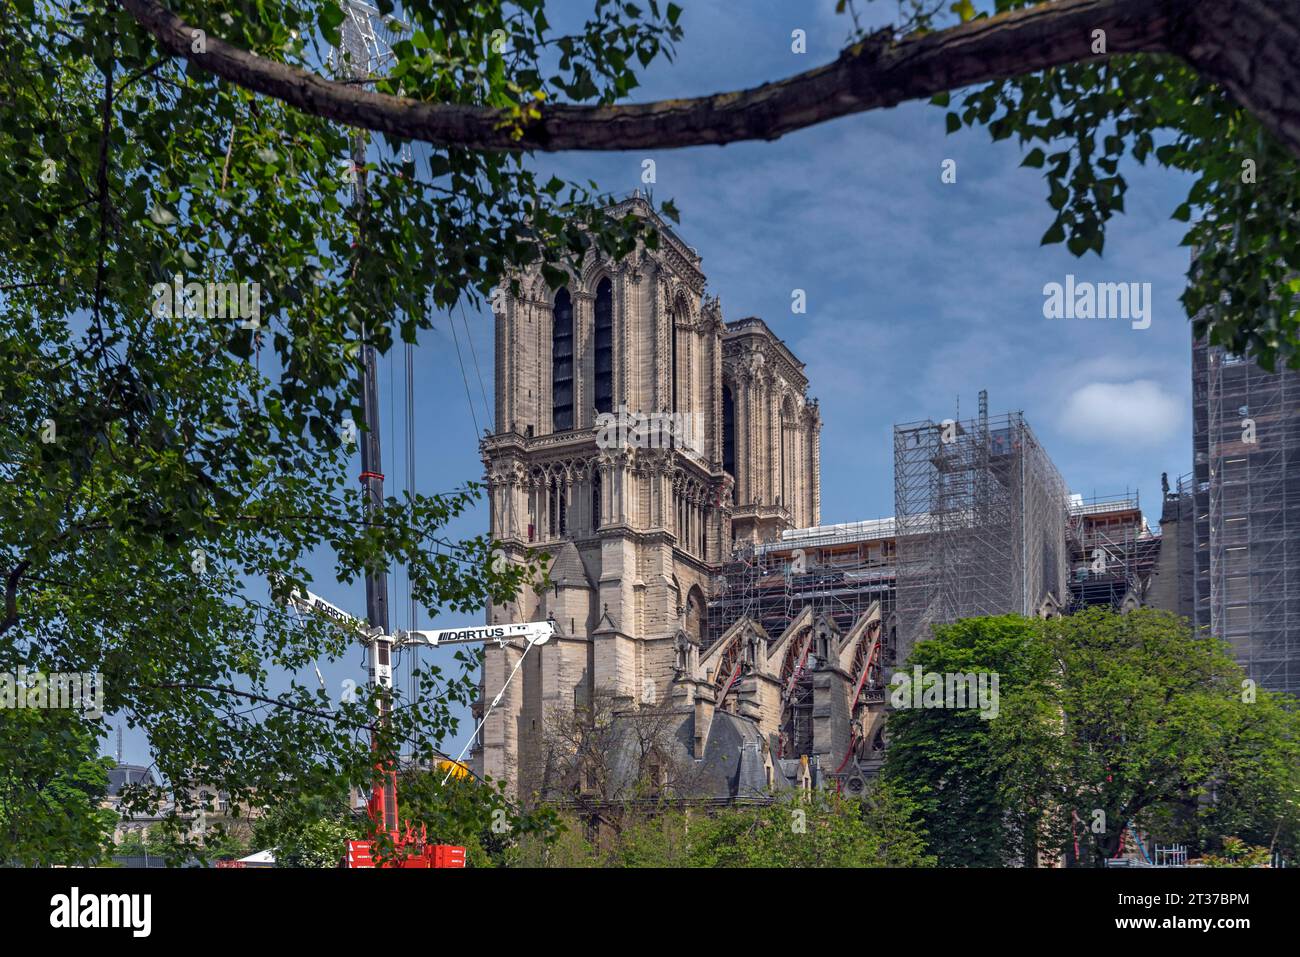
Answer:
[114, 1, 1198, 767]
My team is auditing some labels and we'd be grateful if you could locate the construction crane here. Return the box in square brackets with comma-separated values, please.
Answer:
[283, 585, 553, 866]
[292, 0, 545, 868]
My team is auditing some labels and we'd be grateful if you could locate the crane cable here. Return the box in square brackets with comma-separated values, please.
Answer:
[457, 299, 492, 428]
[440, 636, 539, 786]
[445, 296, 481, 438]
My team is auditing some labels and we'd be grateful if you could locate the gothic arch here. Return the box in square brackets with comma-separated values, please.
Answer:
[685, 584, 707, 647]
[552, 287, 574, 432]
[580, 253, 614, 290]
[669, 286, 696, 325]
[722, 382, 736, 479]
[779, 393, 798, 510]
[593, 277, 614, 415]
[524, 269, 552, 306]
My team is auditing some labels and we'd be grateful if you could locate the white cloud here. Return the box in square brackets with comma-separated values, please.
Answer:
[1059, 380, 1184, 445]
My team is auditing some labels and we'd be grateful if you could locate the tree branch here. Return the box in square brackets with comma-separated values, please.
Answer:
[91, 10, 117, 349]
[120, 0, 1300, 158]
[0, 560, 32, 638]
[146, 682, 372, 730]
[121, 0, 1232, 152]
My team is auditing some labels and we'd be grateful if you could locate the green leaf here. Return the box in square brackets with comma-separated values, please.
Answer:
[1021, 147, 1046, 168]
[1040, 221, 1066, 245]
[950, 0, 977, 23]
[1048, 180, 1069, 210]
[317, 3, 346, 45]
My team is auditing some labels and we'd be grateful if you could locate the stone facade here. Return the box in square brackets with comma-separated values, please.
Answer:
[472, 196, 822, 797]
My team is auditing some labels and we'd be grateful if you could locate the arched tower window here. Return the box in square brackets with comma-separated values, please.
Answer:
[779, 405, 788, 507]
[669, 306, 679, 412]
[552, 289, 573, 432]
[594, 279, 613, 415]
[722, 384, 736, 479]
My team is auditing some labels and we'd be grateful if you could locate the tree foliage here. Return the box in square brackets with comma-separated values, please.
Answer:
[114, 0, 1300, 369]
[0, 0, 659, 861]
[513, 779, 934, 868]
[925, 0, 1300, 369]
[0, 707, 115, 865]
[885, 608, 1300, 867]
[252, 790, 360, 867]
[882, 614, 1045, 866]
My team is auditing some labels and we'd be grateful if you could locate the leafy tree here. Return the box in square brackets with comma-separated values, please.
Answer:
[538, 780, 934, 868]
[684, 782, 933, 868]
[886, 608, 1299, 867]
[1033, 609, 1249, 866]
[1180, 689, 1300, 861]
[509, 811, 606, 868]
[883, 614, 1046, 866]
[939, 0, 1300, 369]
[2, 0, 574, 861]
[1200, 836, 1272, 868]
[202, 821, 254, 860]
[111, 831, 150, 858]
[0, 707, 115, 865]
[253, 790, 362, 867]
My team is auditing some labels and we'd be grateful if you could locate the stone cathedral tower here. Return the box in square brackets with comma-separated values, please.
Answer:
[472, 195, 821, 796]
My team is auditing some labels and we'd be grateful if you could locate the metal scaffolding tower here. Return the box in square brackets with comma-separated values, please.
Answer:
[1194, 338, 1300, 694]
[893, 392, 1069, 660]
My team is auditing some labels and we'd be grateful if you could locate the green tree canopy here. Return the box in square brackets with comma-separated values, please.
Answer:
[115, 0, 1300, 369]
[885, 608, 1300, 867]
[0, 707, 115, 865]
[512, 780, 934, 868]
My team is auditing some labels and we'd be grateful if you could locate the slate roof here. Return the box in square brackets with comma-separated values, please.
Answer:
[547, 541, 592, 590]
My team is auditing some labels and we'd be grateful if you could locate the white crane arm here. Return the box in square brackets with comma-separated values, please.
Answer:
[281, 585, 374, 638]
[395, 620, 554, 648]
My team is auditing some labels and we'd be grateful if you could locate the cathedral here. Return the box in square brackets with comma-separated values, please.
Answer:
[471, 193, 851, 800]
[468, 195, 1163, 804]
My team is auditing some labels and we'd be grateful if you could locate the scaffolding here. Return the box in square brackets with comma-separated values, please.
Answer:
[1195, 338, 1300, 694]
[705, 522, 896, 769]
[1155, 471, 1203, 626]
[1066, 492, 1161, 611]
[706, 522, 896, 651]
[893, 392, 1069, 660]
